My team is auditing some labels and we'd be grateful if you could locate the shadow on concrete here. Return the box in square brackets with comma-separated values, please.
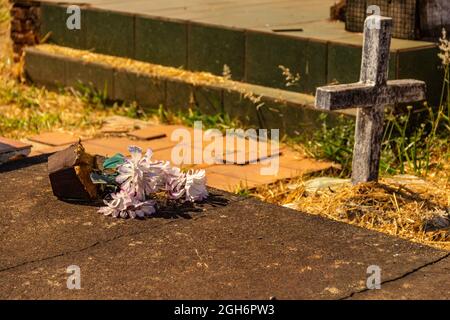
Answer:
[0, 154, 50, 173]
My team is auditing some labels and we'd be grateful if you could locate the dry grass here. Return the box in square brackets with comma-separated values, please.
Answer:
[0, 1, 154, 140]
[38, 44, 228, 87]
[253, 177, 450, 251]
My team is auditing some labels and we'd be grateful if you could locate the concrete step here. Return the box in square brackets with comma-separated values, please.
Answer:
[24, 44, 354, 136]
[11, 0, 442, 105]
[0, 158, 447, 299]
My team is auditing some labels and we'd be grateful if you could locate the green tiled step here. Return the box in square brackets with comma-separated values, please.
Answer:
[24, 45, 353, 137]
[38, 2, 443, 105]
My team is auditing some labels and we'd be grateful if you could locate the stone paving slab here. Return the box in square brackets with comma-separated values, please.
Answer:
[0, 137, 32, 165]
[0, 137, 31, 154]
[29, 143, 71, 157]
[100, 115, 150, 134]
[128, 125, 180, 140]
[0, 157, 447, 299]
[28, 132, 80, 147]
[22, 122, 333, 191]
[204, 172, 260, 192]
[83, 136, 178, 156]
[206, 163, 306, 185]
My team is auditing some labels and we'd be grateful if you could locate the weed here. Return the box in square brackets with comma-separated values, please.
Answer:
[278, 65, 301, 88]
[73, 82, 109, 108]
[299, 113, 355, 177]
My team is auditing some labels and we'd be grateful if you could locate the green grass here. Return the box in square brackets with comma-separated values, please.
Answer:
[155, 104, 241, 132]
[297, 102, 450, 179]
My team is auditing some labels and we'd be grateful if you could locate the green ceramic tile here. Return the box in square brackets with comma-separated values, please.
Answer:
[327, 43, 361, 84]
[260, 102, 341, 137]
[40, 3, 86, 49]
[113, 69, 137, 103]
[65, 59, 114, 98]
[165, 79, 193, 112]
[397, 46, 442, 106]
[222, 89, 263, 128]
[135, 16, 187, 68]
[192, 85, 224, 115]
[245, 32, 320, 93]
[327, 42, 397, 84]
[188, 23, 245, 80]
[302, 40, 328, 95]
[24, 49, 66, 89]
[222, 87, 341, 134]
[85, 9, 134, 58]
[388, 52, 397, 80]
[135, 73, 166, 110]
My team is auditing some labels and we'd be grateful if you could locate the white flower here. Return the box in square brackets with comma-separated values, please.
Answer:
[98, 189, 156, 219]
[147, 160, 172, 192]
[102, 146, 209, 219]
[129, 200, 156, 219]
[116, 146, 149, 200]
[161, 166, 185, 199]
[116, 146, 167, 200]
[185, 169, 208, 202]
[98, 189, 131, 218]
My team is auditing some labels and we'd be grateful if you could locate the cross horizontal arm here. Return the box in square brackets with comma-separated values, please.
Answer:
[315, 79, 426, 111]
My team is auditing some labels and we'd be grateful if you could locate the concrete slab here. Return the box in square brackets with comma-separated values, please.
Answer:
[205, 172, 260, 191]
[128, 125, 188, 141]
[0, 137, 32, 165]
[0, 157, 447, 299]
[0, 137, 31, 154]
[34, 0, 433, 48]
[83, 136, 177, 156]
[28, 132, 80, 146]
[348, 254, 450, 300]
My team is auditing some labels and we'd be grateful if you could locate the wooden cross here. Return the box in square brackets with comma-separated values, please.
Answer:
[315, 16, 426, 185]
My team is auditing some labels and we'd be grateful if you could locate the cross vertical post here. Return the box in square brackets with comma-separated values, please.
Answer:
[315, 15, 426, 185]
[353, 17, 392, 184]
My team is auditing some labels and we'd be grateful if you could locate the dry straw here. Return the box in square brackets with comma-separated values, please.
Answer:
[254, 177, 450, 250]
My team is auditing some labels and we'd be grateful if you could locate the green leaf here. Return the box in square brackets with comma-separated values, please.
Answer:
[103, 153, 125, 170]
[90, 172, 118, 185]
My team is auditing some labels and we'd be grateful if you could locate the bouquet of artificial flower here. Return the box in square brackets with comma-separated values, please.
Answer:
[97, 146, 208, 219]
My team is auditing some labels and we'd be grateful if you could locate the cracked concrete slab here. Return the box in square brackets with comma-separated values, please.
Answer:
[347, 253, 450, 300]
[0, 156, 242, 272]
[0, 157, 448, 299]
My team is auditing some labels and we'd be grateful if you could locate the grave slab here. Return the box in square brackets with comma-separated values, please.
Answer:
[0, 137, 31, 154]
[82, 137, 177, 156]
[28, 132, 80, 146]
[128, 125, 189, 141]
[205, 172, 259, 192]
[0, 157, 447, 299]
[348, 254, 450, 300]
[100, 115, 150, 134]
[0, 137, 32, 165]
